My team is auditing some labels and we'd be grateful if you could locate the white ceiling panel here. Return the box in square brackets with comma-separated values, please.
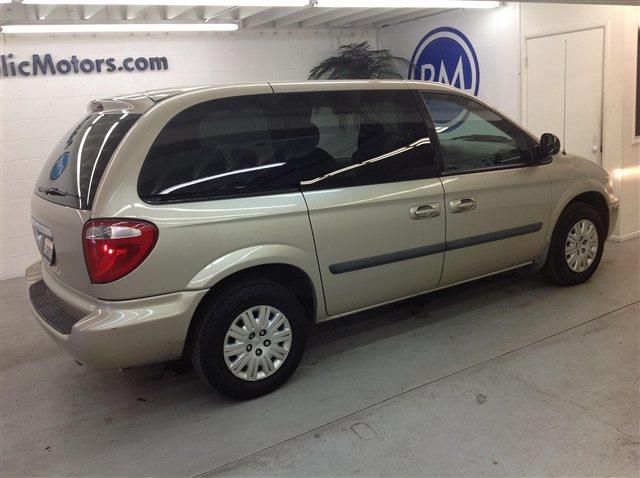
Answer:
[1, 1, 637, 34]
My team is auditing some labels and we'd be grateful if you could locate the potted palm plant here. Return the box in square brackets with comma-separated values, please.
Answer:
[308, 41, 413, 80]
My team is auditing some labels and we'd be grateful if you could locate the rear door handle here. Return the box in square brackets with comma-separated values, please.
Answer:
[450, 197, 477, 213]
[409, 203, 440, 220]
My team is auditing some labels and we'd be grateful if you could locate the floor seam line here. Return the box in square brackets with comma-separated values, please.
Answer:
[486, 364, 639, 442]
[193, 299, 640, 477]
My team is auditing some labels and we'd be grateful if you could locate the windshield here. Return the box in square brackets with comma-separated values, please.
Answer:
[35, 112, 140, 209]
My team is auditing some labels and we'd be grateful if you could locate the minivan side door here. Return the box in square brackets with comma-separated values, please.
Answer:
[273, 87, 445, 316]
[419, 91, 552, 286]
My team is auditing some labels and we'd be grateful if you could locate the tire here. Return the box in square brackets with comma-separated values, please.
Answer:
[190, 280, 307, 400]
[542, 202, 606, 286]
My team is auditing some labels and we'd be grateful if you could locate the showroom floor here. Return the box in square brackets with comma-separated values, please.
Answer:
[1, 239, 638, 477]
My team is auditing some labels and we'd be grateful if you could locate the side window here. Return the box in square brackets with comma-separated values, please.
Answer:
[138, 94, 297, 203]
[421, 92, 531, 173]
[277, 90, 437, 189]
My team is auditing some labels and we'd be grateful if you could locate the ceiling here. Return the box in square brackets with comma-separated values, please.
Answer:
[0, 1, 637, 33]
[0, 3, 451, 31]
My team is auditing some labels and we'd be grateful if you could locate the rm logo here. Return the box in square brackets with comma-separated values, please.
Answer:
[409, 27, 480, 96]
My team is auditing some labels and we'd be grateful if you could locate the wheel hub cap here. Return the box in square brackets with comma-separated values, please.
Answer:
[223, 305, 292, 381]
[565, 219, 598, 273]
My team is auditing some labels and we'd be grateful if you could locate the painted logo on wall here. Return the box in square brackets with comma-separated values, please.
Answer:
[1, 53, 168, 78]
[50, 152, 69, 180]
[408, 26, 480, 96]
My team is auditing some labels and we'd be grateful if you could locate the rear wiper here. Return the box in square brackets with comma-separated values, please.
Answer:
[38, 186, 72, 197]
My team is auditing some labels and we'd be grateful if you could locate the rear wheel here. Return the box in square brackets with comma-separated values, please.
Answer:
[542, 202, 606, 286]
[191, 280, 307, 400]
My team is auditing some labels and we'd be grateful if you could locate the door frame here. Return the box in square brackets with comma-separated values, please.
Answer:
[521, 23, 608, 165]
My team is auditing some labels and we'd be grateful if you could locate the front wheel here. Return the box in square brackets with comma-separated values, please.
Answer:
[191, 281, 307, 400]
[542, 202, 606, 286]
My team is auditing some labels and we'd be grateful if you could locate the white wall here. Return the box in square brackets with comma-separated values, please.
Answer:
[520, 2, 640, 241]
[379, 2, 521, 119]
[380, 2, 639, 240]
[0, 30, 373, 279]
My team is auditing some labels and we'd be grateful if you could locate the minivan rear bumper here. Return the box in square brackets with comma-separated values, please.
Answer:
[26, 261, 207, 369]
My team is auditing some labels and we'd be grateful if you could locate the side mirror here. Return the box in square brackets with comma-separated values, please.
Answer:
[539, 133, 561, 158]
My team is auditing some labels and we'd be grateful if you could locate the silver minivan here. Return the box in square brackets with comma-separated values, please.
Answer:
[27, 80, 619, 399]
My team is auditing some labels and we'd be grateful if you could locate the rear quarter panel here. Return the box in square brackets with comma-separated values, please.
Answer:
[89, 84, 323, 310]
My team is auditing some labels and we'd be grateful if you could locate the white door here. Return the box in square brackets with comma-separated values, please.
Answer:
[525, 34, 565, 145]
[525, 28, 604, 164]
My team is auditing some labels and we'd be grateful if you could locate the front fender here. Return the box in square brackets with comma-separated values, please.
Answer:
[549, 178, 609, 237]
[534, 176, 612, 268]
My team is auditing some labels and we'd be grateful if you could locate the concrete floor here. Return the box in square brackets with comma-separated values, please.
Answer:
[1, 239, 639, 477]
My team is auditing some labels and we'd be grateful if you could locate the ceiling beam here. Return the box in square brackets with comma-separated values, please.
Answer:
[272, 6, 329, 27]
[328, 8, 396, 27]
[299, 8, 362, 27]
[36, 4, 57, 21]
[237, 6, 272, 20]
[123, 4, 151, 20]
[165, 5, 194, 20]
[81, 5, 104, 20]
[349, 8, 424, 27]
[243, 7, 301, 28]
[373, 8, 448, 28]
[203, 6, 237, 21]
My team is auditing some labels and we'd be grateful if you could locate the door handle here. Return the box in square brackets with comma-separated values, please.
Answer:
[409, 203, 440, 220]
[450, 197, 477, 213]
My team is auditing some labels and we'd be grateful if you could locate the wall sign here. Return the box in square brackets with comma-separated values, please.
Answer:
[408, 26, 480, 96]
[0, 53, 168, 77]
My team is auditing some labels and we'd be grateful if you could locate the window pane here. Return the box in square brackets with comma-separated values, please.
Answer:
[139, 95, 297, 202]
[35, 113, 140, 209]
[277, 90, 437, 189]
[422, 92, 531, 173]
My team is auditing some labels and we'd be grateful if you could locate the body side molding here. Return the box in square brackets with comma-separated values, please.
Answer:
[329, 222, 544, 275]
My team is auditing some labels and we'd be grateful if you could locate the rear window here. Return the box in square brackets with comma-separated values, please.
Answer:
[138, 94, 298, 203]
[35, 112, 140, 209]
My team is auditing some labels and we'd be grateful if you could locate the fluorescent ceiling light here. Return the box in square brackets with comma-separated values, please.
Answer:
[317, 0, 500, 7]
[21, 0, 309, 6]
[1, 23, 239, 33]
[18, 0, 497, 6]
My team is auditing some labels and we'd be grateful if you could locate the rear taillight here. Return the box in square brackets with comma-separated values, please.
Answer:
[82, 219, 158, 284]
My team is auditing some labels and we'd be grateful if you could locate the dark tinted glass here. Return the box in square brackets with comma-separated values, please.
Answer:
[139, 95, 297, 203]
[421, 92, 531, 173]
[35, 113, 140, 209]
[276, 89, 437, 189]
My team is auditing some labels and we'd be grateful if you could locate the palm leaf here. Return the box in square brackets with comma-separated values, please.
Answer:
[308, 41, 413, 80]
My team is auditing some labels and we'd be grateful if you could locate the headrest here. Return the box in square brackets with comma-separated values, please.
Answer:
[357, 122, 386, 149]
[290, 123, 320, 158]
